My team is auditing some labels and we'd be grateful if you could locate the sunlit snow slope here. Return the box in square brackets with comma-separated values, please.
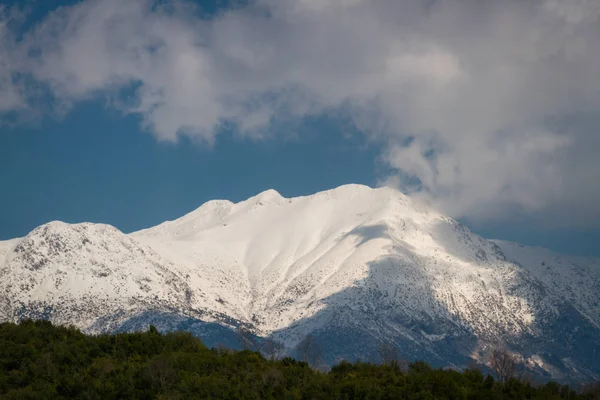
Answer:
[1, 184, 599, 381]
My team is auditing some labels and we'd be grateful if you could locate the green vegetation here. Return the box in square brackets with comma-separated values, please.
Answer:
[0, 320, 597, 399]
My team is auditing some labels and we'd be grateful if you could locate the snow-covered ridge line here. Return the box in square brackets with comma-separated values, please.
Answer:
[1, 183, 599, 382]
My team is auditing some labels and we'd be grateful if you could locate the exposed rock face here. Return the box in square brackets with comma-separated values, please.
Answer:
[1, 184, 599, 382]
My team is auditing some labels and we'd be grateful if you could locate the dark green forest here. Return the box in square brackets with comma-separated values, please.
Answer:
[0, 320, 598, 399]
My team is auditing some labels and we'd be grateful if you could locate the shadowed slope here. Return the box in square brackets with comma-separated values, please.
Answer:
[1, 184, 599, 382]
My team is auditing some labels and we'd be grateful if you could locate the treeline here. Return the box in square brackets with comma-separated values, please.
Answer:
[0, 320, 598, 399]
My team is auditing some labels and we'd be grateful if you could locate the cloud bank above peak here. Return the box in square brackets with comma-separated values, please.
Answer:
[1, 0, 599, 228]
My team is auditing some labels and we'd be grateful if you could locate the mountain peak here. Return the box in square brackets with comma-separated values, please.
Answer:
[2, 184, 600, 382]
[245, 188, 285, 206]
[312, 183, 376, 199]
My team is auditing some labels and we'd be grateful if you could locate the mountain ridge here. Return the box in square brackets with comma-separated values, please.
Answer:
[1, 184, 599, 382]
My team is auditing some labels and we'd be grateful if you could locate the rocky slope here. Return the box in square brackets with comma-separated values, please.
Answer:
[1, 184, 599, 381]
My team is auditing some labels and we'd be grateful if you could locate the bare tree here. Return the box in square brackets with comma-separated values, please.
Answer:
[490, 348, 517, 382]
[377, 341, 399, 365]
[467, 358, 482, 371]
[580, 381, 600, 400]
[296, 334, 322, 369]
[236, 325, 255, 351]
[146, 354, 176, 390]
[216, 342, 230, 355]
[263, 338, 286, 361]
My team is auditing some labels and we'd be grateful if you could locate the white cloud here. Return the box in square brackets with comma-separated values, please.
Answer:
[0, 6, 26, 113]
[1, 0, 600, 227]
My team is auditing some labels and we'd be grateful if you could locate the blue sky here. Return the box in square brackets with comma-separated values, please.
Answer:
[1, 0, 600, 256]
[1, 98, 380, 235]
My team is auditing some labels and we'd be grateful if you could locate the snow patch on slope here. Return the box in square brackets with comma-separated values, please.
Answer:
[1, 184, 599, 381]
[494, 240, 600, 328]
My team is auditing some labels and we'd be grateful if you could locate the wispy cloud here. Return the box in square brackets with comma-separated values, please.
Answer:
[2, 0, 600, 227]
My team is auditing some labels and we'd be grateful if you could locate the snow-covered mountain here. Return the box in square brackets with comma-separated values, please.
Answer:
[1, 184, 599, 381]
